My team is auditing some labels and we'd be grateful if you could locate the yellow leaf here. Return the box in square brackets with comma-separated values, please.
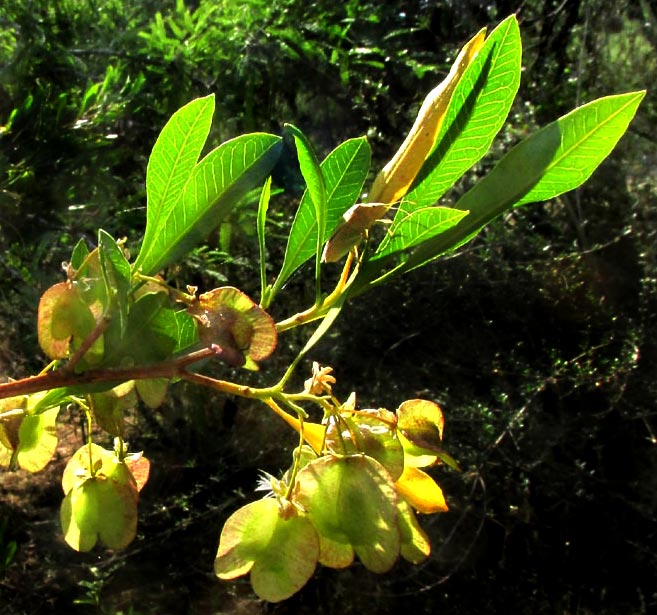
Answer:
[321, 202, 390, 263]
[395, 465, 448, 514]
[369, 28, 486, 205]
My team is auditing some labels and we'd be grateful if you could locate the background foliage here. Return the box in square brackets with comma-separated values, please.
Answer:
[1, 0, 656, 613]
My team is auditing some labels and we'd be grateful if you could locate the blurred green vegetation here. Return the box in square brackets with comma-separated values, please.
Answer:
[1, 0, 657, 614]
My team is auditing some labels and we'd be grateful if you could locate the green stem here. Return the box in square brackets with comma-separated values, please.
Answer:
[284, 421, 306, 500]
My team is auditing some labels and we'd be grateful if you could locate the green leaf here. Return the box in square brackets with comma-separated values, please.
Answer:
[294, 294, 346, 363]
[28, 388, 76, 415]
[404, 15, 521, 208]
[174, 309, 199, 352]
[357, 90, 644, 289]
[104, 293, 180, 366]
[372, 206, 469, 260]
[284, 124, 327, 294]
[257, 176, 272, 302]
[444, 91, 647, 248]
[134, 95, 215, 273]
[98, 229, 131, 332]
[214, 498, 319, 603]
[274, 137, 371, 294]
[97, 230, 131, 289]
[70, 238, 90, 270]
[512, 91, 646, 206]
[136, 132, 282, 275]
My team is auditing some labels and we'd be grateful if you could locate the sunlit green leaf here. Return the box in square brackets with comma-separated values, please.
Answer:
[372, 205, 469, 260]
[134, 95, 215, 274]
[404, 15, 521, 208]
[257, 176, 272, 301]
[136, 130, 282, 275]
[274, 137, 371, 294]
[511, 91, 646, 206]
[285, 123, 327, 290]
[384, 91, 645, 280]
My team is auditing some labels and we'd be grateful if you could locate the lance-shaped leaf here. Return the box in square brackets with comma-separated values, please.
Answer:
[70, 237, 90, 270]
[404, 15, 521, 209]
[273, 137, 371, 293]
[97, 229, 131, 333]
[356, 90, 645, 289]
[294, 455, 400, 573]
[257, 176, 272, 301]
[372, 205, 469, 261]
[188, 287, 277, 369]
[135, 131, 282, 276]
[133, 95, 215, 274]
[368, 27, 486, 204]
[284, 124, 327, 290]
[214, 498, 319, 603]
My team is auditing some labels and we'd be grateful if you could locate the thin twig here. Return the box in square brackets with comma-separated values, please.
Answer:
[0, 347, 219, 400]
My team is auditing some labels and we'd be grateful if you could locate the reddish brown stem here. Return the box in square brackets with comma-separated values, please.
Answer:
[0, 347, 219, 400]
